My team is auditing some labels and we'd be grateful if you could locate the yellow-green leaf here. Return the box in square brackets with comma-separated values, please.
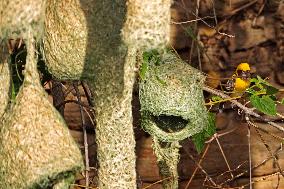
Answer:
[250, 95, 276, 116]
[192, 112, 216, 153]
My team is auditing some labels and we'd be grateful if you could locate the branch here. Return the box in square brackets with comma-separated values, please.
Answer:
[203, 86, 284, 132]
[73, 82, 90, 187]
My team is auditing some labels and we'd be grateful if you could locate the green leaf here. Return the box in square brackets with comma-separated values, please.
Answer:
[250, 95, 276, 115]
[249, 75, 279, 96]
[256, 75, 269, 85]
[211, 95, 223, 102]
[155, 75, 167, 86]
[281, 98, 284, 104]
[192, 133, 205, 154]
[270, 95, 277, 101]
[192, 112, 216, 153]
[245, 87, 257, 95]
[142, 51, 152, 63]
[142, 49, 161, 66]
[264, 85, 279, 95]
[139, 61, 148, 80]
[184, 26, 198, 41]
[205, 112, 216, 137]
[250, 78, 259, 84]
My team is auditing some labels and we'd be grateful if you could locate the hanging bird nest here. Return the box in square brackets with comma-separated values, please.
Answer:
[139, 52, 209, 142]
[43, 0, 96, 80]
[0, 36, 84, 189]
[0, 0, 46, 39]
[0, 42, 11, 117]
[139, 51, 209, 188]
[122, 0, 172, 50]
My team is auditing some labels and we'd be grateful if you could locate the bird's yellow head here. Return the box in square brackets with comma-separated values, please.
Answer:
[236, 62, 250, 71]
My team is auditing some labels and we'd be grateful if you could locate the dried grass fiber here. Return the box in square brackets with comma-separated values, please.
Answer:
[0, 0, 46, 39]
[0, 36, 84, 189]
[43, 0, 95, 80]
[122, 0, 172, 50]
[0, 43, 11, 117]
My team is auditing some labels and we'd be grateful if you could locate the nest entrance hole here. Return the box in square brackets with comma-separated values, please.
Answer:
[152, 114, 188, 133]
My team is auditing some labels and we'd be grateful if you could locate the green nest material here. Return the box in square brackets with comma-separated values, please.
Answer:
[0, 0, 46, 39]
[0, 44, 11, 117]
[0, 38, 84, 189]
[122, 0, 172, 50]
[139, 52, 208, 142]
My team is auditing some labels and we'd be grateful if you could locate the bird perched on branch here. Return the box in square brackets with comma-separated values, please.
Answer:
[226, 62, 251, 97]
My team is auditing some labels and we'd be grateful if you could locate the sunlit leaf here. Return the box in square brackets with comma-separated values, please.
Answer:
[250, 78, 259, 84]
[250, 95, 276, 116]
[192, 112, 216, 153]
[211, 95, 223, 102]
[264, 85, 279, 95]
[139, 61, 148, 80]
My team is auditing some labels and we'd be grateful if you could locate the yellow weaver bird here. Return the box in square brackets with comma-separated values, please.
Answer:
[226, 62, 251, 97]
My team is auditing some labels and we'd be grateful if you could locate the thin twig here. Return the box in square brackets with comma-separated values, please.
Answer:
[184, 143, 211, 189]
[142, 177, 172, 189]
[214, 135, 234, 179]
[220, 144, 284, 186]
[205, 95, 242, 106]
[222, 0, 259, 17]
[210, 0, 218, 26]
[246, 116, 252, 189]
[276, 113, 284, 120]
[56, 99, 91, 109]
[83, 106, 95, 126]
[189, 0, 200, 65]
[71, 183, 97, 189]
[242, 172, 283, 188]
[51, 80, 65, 116]
[203, 86, 284, 132]
[248, 122, 284, 141]
[81, 81, 94, 107]
[183, 145, 218, 187]
[73, 82, 90, 187]
[216, 160, 248, 181]
[171, 16, 215, 25]
[247, 118, 284, 177]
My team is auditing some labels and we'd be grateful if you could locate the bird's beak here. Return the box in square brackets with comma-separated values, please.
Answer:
[242, 71, 251, 80]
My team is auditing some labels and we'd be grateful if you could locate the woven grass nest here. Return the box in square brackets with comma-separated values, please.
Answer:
[0, 38, 84, 189]
[0, 44, 11, 117]
[139, 52, 209, 142]
[122, 0, 172, 50]
[0, 0, 46, 39]
[43, 0, 96, 80]
[43, 0, 172, 80]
